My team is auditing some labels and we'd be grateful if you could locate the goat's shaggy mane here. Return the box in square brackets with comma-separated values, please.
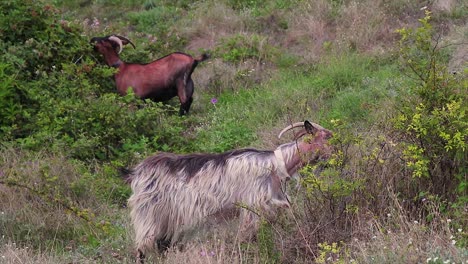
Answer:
[127, 148, 273, 183]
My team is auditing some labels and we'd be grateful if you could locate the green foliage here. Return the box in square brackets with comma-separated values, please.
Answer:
[301, 119, 365, 200]
[316, 241, 347, 264]
[394, 11, 467, 215]
[0, 63, 19, 131]
[0, 0, 90, 134]
[0, 0, 189, 163]
[395, 11, 467, 194]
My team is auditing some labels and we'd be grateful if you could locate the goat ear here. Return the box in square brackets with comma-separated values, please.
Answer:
[304, 120, 317, 135]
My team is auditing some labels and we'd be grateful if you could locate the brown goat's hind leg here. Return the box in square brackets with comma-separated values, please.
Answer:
[179, 97, 193, 116]
[177, 78, 194, 115]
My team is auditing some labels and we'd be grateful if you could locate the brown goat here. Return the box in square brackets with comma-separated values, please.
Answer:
[90, 35, 209, 115]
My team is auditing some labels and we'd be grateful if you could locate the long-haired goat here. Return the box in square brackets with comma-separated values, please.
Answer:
[126, 120, 333, 262]
[90, 35, 209, 115]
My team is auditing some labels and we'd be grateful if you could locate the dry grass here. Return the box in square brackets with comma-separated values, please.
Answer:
[281, 0, 334, 62]
[0, 149, 88, 240]
[350, 195, 465, 264]
[0, 243, 65, 264]
[180, 1, 251, 51]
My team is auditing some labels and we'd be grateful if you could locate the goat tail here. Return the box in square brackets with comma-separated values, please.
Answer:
[190, 53, 210, 73]
[194, 53, 210, 63]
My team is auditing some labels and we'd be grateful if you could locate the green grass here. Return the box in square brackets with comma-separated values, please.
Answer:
[191, 52, 401, 151]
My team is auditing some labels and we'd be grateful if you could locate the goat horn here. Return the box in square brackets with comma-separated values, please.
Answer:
[278, 121, 324, 139]
[108, 35, 123, 54]
[115, 35, 136, 49]
[278, 122, 304, 139]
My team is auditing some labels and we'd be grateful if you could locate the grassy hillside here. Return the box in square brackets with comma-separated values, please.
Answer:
[0, 0, 467, 263]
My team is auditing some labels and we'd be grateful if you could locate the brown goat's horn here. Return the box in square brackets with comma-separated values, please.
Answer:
[115, 35, 136, 49]
[108, 35, 123, 54]
[278, 121, 324, 139]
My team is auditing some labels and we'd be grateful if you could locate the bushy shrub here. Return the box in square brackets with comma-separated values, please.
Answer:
[0, 0, 189, 163]
[0, 63, 19, 131]
[394, 11, 467, 223]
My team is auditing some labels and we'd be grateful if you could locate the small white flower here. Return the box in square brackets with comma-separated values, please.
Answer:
[450, 235, 454, 239]
[443, 260, 450, 264]
[458, 229, 462, 233]
[414, 220, 418, 224]
[372, 235, 377, 239]
[426, 258, 432, 263]
[387, 213, 391, 217]
[447, 219, 452, 223]
[451, 240, 456, 245]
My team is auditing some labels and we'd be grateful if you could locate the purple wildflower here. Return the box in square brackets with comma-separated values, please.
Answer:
[210, 98, 218, 104]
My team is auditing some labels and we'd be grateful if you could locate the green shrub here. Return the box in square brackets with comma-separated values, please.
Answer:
[0, 63, 19, 134]
[394, 11, 467, 212]
[0, 0, 190, 163]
